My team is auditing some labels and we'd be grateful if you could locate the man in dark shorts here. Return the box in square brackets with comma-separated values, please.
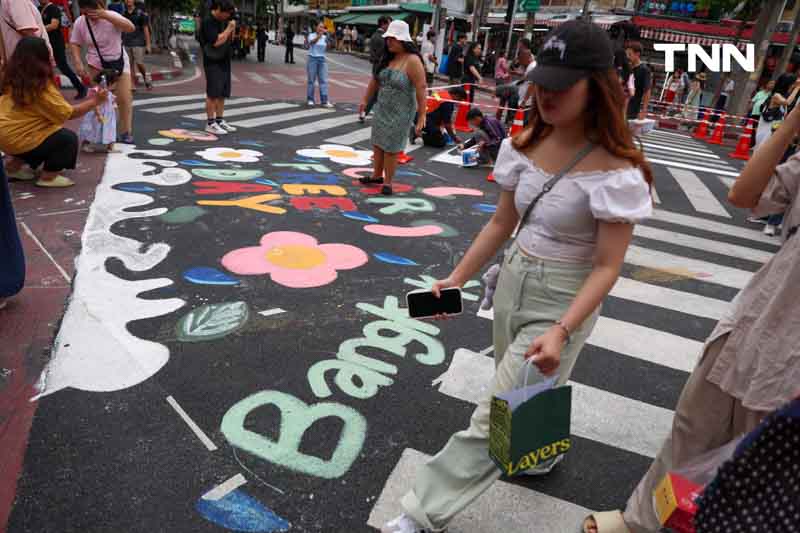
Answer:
[122, 0, 152, 90]
[201, 0, 236, 135]
[625, 40, 651, 120]
[412, 86, 467, 148]
[40, 0, 87, 99]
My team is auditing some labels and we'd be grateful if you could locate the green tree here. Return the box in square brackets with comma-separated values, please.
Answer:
[258, 0, 307, 33]
[147, 0, 199, 48]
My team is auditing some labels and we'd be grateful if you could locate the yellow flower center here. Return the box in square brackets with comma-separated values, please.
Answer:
[266, 245, 326, 270]
[218, 151, 242, 158]
[326, 149, 356, 158]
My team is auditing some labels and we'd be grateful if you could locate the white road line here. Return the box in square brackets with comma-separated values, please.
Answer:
[405, 143, 423, 153]
[641, 141, 721, 159]
[275, 113, 361, 136]
[647, 156, 740, 177]
[184, 102, 298, 120]
[667, 168, 731, 218]
[143, 97, 261, 114]
[718, 176, 736, 188]
[433, 349, 672, 458]
[132, 93, 205, 107]
[326, 126, 372, 145]
[626, 245, 754, 289]
[644, 151, 736, 172]
[20, 221, 70, 282]
[230, 108, 334, 128]
[651, 209, 777, 245]
[646, 128, 701, 139]
[611, 277, 730, 320]
[245, 72, 270, 84]
[269, 72, 300, 85]
[651, 184, 661, 204]
[258, 308, 287, 317]
[166, 395, 218, 451]
[642, 134, 715, 148]
[634, 224, 773, 263]
[345, 79, 368, 88]
[368, 448, 592, 532]
[231, 73, 240, 82]
[201, 474, 247, 501]
[328, 78, 359, 88]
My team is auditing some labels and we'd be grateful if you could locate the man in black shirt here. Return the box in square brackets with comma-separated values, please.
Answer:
[256, 24, 267, 62]
[284, 24, 294, 64]
[41, 0, 86, 99]
[625, 40, 651, 120]
[447, 33, 466, 83]
[200, 0, 237, 135]
[414, 86, 467, 147]
[360, 15, 391, 122]
[123, 0, 152, 90]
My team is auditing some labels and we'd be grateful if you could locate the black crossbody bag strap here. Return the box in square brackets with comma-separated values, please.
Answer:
[86, 18, 123, 65]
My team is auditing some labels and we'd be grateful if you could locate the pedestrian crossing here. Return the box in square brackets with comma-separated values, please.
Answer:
[134, 94, 748, 222]
[229, 71, 367, 89]
[368, 204, 779, 531]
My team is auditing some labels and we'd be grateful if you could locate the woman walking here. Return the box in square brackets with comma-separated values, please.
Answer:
[754, 73, 799, 148]
[583, 81, 800, 533]
[69, 0, 135, 143]
[358, 20, 426, 196]
[0, 37, 108, 188]
[381, 20, 653, 533]
[461, 41, 483, 103]
[307, 22, 333, 107]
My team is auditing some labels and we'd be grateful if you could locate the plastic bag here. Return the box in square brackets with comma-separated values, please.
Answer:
[671, 435, 743, 486]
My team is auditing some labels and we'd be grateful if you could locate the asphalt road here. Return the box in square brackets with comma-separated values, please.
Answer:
[6, 55, 780, 533]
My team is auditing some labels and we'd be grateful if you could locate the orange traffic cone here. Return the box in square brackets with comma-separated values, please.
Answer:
[510, 108, 525, 136]
[728, 133, 752, 160]
[692, 110, 709, 140]
[454, 103, 472, 133]
[397, 151, 414, 164]
[707, 114, 726, 145]
[487, 172, 495, 182]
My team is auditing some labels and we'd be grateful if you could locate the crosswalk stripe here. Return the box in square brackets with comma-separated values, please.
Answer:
[184, 102, 299, 120]
[434, 348, 673, 458]
[667, 168, 731, 218]
[644, 149, 736, 171]
[717, 176, 736, 188]
[651, 184, 661, 204]
[275, 113, 361, 136]
[647, 156, 739, 177]
[610, 277, 730, 320]
[326, 126, 372, 145]
[642, 133, 715, 148]
[230, 108, 335, 128]
[646, 128, 701, 140]
[634, 224, 773, 263]
[651, 209, 777, 245]
[368, 448, 592, 532]
[132, 93, 205, 107]
[245, 72, 269, 84]
[625, 245, 753, 289]
[143, 97, 261, 114]
[270, 73, 300, 85]
[641, 141, 721, 159]
[345, 79, 368, 88]
[328, 78, 361, 89]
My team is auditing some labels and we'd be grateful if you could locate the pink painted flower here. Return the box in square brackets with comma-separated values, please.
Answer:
[221, 231, 368, 288]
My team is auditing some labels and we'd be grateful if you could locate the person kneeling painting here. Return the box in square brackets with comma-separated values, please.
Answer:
[460, 108, 506, 165]
[413, 86, 467, 148]
[0, 37, 109, 188]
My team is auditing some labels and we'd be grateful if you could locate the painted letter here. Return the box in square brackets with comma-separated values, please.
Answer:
[362, 320, 445, 366]
[272, 163, 332, 173]
[652, 43, 684, 72]
[193, 181, 274, 195]
[365, 198, 435, 215]
[198, 194, 286, 214]
[308, 359, 394, 399]
[276, 173, 341, 185]
[221, 391, 366, 479]
[291, 197, 357, 212]
[282, 184, 347, 196]
[356, 296, 440, 337]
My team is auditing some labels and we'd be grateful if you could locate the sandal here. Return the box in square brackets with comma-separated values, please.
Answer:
[381, 185, 393, 196]
[358, 176, 383, 185]
[7, 167, 36, 181]
[36, 175, 74, 188]
[581, 511, 630, 533]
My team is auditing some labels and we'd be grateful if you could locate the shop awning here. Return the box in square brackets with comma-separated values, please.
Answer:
[332, 13, 359, 23]
[638, 27, 749, 51]
[400, 3, 433, 15]
[349, 11, 411, 25]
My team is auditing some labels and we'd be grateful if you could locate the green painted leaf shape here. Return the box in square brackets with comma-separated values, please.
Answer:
[176, 301, 249, 342]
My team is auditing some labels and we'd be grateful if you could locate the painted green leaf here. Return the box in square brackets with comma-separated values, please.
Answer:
[176, 301, 249, 342]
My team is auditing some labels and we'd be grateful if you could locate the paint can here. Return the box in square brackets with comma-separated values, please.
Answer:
[462, 148, 479, 168]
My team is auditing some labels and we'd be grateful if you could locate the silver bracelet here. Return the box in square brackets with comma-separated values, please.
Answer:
[554, 320, 571, 344]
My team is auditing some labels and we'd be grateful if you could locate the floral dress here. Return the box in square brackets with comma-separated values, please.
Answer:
[78, 88, 117, 146]
[371, 68, 417, 153]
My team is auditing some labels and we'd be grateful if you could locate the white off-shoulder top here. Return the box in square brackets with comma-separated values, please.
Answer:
[493, 138, 652, 263]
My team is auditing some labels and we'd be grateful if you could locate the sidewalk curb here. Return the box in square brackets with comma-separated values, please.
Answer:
[58, 67, 184, 89]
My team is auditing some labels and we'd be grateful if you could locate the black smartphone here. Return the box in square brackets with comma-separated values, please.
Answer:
[406, 288, 463, 319]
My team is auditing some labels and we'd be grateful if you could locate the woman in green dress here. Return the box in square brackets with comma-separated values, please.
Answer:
[358, 20, 427, 195]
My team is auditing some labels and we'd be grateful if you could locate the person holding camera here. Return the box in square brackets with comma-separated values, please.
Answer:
[307, 21, 333, 107]
[199, 0, 236, 135]
[69, 0, 135, 143]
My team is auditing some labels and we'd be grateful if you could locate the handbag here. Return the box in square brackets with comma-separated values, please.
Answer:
[480, 142, 595, 310]
[86, 18, 124, 75]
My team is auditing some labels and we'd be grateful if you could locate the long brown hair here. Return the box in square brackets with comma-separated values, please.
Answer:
[1, 37, 54, 107]
[512, 68, 653, 186]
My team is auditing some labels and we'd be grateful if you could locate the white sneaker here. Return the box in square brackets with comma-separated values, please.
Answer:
[217, 120, 237, 132]
[381, 514, 430, 533]
[307, 100, 315, 106]
[322, 102, 335, 108]
[764, 224, 777, 236]
[521, 453, 564, 476]
[205, 122, 228, 135]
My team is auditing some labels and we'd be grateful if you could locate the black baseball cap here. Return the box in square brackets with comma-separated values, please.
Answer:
[527, 19, 614, 91]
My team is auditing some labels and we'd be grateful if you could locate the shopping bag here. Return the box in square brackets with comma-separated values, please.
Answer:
[489, 363, 572, 477]
[438, 54, 449, 75]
